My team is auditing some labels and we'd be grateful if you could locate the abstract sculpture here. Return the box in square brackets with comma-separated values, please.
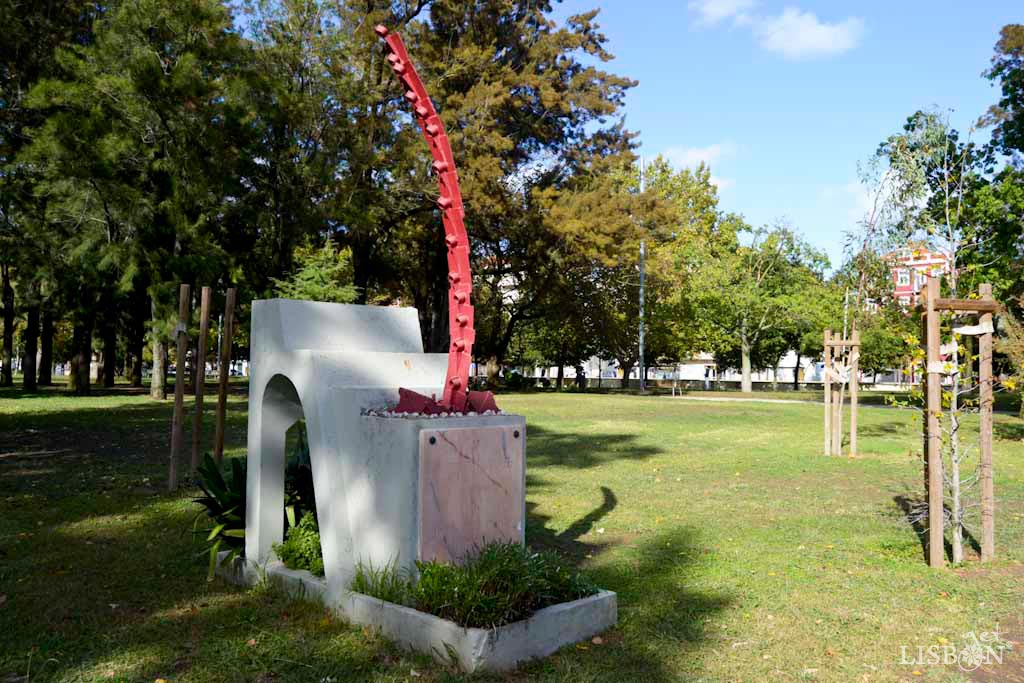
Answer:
[375, 24, 497, 416]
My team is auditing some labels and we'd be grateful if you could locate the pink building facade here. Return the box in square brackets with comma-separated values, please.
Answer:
[888, 246, 949, 306]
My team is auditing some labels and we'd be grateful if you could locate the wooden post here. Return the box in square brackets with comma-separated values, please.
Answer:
[191, 286, 212, 475]
[979, 283, 995, 562]
[824, 330, 832, 456]
[923, 276, 944, 568]
[169, 284, 190, 492]
[214, 287, 236, 464]
[832, 341, 843, 456]
[850, 329, 859, 457]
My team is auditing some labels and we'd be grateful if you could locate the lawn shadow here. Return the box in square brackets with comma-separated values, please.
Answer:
[526, 422, 663, 469]
[526, 485, 618, 560]
[550, 525, 732, 680]
[1, 502, 434, 683]
[893, 494, 981, 564]
[523, 487, 731, 680]
[860, 421, 907, 437]
[0, 398, 249, 504]
[995, 422, 1024, 441]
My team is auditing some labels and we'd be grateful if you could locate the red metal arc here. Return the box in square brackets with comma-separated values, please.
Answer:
[376, 25, 497, 415]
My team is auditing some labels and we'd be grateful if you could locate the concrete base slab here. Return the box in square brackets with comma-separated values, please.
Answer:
[216, 552, 617, 672]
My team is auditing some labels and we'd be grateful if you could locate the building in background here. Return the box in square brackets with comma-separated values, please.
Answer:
[888, 245, 949, 307]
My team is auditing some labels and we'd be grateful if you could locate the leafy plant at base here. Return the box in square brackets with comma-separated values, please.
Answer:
[273, 512, 324, 577]
[193, 454, 246, 580]
[350, 559, 411, 606]
[350, 541, 597, 629]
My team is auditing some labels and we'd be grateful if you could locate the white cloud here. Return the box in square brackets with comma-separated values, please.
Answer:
[688, 0, 757, 26]
[753, 7, 864, 60]
[660, 142, 738, 191]
[710, 175, 736, 191]
[689, 2, 864, 60]
[818, 180, 878, 228]
[662, 141, 738, 169]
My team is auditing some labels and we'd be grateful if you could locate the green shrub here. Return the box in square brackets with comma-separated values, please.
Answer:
[351, 559, 411, 606]
[273, 512, 324, 576]
[193, 434, 316, 580]
[350, 541, 597, 629]
[192, 454, 246, 580]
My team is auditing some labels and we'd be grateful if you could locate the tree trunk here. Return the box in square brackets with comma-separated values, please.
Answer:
[69, 309, 94, 395]
[102, 302, 117, 388]
[792, 352, 801, 390]
[351, 239, 371, 305]
[130, 316, 144, 388]
[950, 338, 964, 564]
[1, 264, 13, 387]
[150, 299, 167, 400]
[485, 356, 500, 389]
[740, 339, 753, 393]
[23, 302, 39, 392]
[38, 309, 53, 386]
[619, 360, 635, 390]
[555, 363, 564, 390]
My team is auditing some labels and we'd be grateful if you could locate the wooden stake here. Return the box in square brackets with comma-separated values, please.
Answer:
[824, 329, 832, 456]
[832, 345, 842, 456]
[214, 287, 236, 464]
[191, 286, 212, 475]
[169, 284, 190, 492]
[979, 283, 995, 562]
[924, 276, 944, 568]
[850, 329, 859, 457]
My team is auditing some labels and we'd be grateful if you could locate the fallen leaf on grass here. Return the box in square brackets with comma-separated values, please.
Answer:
[591, 636, 604, 645]
[410, 670, 421, 678]
[0, 595, 6, 607]
[247, 638, 257, 647]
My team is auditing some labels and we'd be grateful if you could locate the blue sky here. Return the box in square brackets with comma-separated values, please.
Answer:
[552, 0, 1020, 269]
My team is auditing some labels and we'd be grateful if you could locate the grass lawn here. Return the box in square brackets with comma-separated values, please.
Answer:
[1, 388, 1023, 682]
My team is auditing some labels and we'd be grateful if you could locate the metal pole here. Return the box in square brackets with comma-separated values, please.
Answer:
[638, 157, 646, 394]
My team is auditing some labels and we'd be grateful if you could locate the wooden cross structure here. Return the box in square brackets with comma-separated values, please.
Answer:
[919, 276, 997, 568]
[823, 328, 860, 457]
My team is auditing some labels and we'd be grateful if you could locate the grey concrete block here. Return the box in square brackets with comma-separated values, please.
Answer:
[216, 553, 617, 672]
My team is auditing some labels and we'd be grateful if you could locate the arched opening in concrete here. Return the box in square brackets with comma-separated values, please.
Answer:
[253, 373, 322, 573]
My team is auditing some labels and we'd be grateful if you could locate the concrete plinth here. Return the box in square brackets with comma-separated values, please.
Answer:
[216, 552, 617, 673]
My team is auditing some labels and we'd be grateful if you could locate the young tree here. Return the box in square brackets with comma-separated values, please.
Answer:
[982, 24, 1024, 159]
[682, 221, 830, 392]
[270, 242, 359, 304]
[874, 109, 990, 563]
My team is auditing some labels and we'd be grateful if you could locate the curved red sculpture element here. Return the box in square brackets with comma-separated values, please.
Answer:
[376, 25, 497, 415]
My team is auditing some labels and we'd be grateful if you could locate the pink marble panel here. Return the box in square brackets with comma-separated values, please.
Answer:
[418, 425, 525, 564]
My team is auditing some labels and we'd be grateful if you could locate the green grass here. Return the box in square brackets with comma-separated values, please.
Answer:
[1, 388, 1022, 682]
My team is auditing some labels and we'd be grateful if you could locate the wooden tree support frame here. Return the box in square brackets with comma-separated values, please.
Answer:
[918, 276, 998, 568]
[823, 328, 860, 457]
[168, 285, 237, 490]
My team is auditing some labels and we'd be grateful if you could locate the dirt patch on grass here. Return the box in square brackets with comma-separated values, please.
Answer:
[966, 613, 1024, 682]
